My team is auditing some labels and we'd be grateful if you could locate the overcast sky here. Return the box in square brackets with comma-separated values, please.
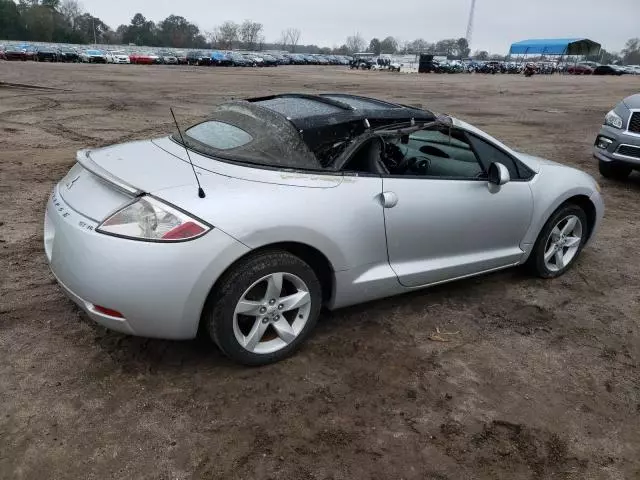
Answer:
[80, 0, 639, 53]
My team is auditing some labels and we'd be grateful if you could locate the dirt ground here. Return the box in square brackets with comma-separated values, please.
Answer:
[1, 63, 639, 480]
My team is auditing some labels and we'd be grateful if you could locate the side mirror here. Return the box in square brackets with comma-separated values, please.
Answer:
[487, 162, 510, 186]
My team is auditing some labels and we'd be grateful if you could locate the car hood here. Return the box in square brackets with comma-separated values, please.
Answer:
[512, 151, 567, 173]
[82, 137, 343, 195]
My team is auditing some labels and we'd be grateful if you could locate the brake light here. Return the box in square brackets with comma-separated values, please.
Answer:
[94, 305, 124, 318]
[162, 221, 206, 240]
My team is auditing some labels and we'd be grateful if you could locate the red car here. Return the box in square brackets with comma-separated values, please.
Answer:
[567, 64, 593, 75]
[129, 52, 158, 65]
[3, 44, 36, 61]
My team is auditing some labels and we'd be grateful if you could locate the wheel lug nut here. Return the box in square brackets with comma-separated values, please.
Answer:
[262, 318, 269, 324]
[269, 299, 276, 305]
[260, 307, 267, 313]
[278, 304, 284, 310]
[275, 315, 280, 320]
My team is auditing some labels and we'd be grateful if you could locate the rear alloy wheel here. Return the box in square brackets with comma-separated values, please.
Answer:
[599, 160, 631, 180]
[205, 251, 322, 365]
[528, 204, 588, 278]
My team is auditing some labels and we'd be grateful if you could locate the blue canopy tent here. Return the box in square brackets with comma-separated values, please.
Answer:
[509, 38, 601, 57]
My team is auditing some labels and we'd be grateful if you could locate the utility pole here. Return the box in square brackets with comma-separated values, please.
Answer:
[466, 0, 477, 48]
[92, 17, 97, 45]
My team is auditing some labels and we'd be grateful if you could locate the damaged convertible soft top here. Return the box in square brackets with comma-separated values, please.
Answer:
[174, 94, 437, 171]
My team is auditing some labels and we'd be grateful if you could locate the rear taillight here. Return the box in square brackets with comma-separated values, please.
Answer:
[96, 196, 210, 242]
[94, 305, 124, 318]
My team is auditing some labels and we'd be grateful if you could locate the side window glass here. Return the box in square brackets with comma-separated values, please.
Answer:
[399, 127, 484, 179]
[467, 135, 519, 179]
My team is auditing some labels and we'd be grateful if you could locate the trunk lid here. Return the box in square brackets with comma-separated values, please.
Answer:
[58, 162, 133, 222]
[62, 137, 342, 222]
[84, 137, 343, 192]
[60, 140, 199, 222]
[84, 139, 201, 193]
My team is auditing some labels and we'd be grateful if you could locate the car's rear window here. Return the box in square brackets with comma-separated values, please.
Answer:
[176, 101, 321, 170]
[186, 121, 253, 150]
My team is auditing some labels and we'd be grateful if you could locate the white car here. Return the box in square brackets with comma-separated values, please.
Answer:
[106, 50, 130, 64]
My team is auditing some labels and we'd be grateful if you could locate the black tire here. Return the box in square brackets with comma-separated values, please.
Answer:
[599, 160, 631, 180]
[527, 203, 588, 278]
[204, 250, 322, 366]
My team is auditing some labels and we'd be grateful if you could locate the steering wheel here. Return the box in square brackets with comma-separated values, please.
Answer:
[409, 156, 432, 174]
[397, 155, 431, 174]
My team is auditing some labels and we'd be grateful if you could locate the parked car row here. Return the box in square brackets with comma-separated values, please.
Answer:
[0, 44, 353, 67]
[349, 56, 640, 76]
[433, 60, 640, 76]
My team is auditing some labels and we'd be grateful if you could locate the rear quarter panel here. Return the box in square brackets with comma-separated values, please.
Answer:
[156, 172, 388, 274]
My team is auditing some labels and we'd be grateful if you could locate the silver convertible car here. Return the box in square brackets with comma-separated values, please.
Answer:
[44, 94, 604, 365]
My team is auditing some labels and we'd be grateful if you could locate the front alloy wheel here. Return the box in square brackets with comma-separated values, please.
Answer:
[205, 251, 322, 365]
[542, 215, 583, 272]
[528, 204, 588, 278]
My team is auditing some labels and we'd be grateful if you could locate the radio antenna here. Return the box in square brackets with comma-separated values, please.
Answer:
[170, 107, 205, 198]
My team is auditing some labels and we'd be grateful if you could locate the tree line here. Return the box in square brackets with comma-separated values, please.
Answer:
[2, 0, 639, 64]
[338, 33, 472, 57]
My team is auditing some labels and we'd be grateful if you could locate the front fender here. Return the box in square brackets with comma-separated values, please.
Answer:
[519, 165, 600, 259]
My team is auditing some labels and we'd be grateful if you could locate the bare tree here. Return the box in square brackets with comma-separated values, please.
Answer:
[345, 33, 365, 54]
[622, 38, 640, 64]
[59, 0, 83, 28]
[218, 21, 239, 49]
[257, 34, 265, 51]
[396, 38, 408, 54]
[279, 30, 289, 50]
[205, 27, 220, 48]
[239, 20, 263, 50]
[285, 28, 301, 53]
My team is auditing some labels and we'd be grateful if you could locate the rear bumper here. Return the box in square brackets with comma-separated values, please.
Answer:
[44, 185, 250, 339]
[593, 125, 640, 168]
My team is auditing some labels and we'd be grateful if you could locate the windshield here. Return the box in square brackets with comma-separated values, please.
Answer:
[175, 101, 320, 170]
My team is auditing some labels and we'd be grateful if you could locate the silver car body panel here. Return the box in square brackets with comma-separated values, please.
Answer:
[382, 176, 532, 287]
[44, 117, 604, 338]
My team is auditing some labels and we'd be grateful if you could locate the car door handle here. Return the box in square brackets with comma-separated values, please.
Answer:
[381, 191, 398, 208]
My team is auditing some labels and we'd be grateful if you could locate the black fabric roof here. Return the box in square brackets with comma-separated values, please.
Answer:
[248, 93, 434, 130]
[249, 94, 435, 164]
[180, 94, 435, 171]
